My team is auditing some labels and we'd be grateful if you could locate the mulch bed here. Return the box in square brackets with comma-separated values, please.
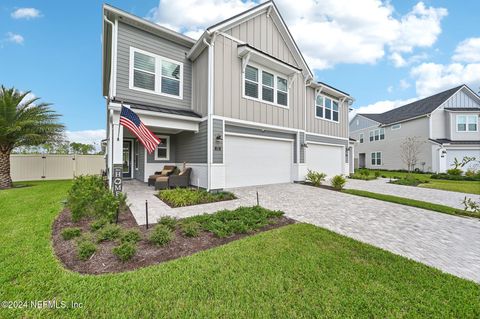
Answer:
[52, 208, 295, 275]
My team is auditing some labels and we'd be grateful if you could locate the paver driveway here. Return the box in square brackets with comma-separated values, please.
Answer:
[125, 181, 480, 283]
[231, 183, 480, 284]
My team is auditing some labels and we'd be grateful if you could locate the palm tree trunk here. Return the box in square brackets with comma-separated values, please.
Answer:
[0, 145, 13, 189]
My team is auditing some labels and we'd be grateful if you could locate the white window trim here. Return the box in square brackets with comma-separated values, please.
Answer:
[371, 151, 382, 166]
[369, 128, 385, 141]
[391, 124, 401, 130]
[242, 62, 289, 109]
[134, 140, 139, 170]
[359, 133, 364, 143]
[456, 114, 478, 132]
[314, 93, 340, 123]
[129, 47, 184, 100]
[154, 135, 170, 161]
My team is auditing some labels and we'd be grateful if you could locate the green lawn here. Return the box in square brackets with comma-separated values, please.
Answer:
[370, 170, 480, 195]
[343, 189, 479, 219]
[1, 181, 479, 318]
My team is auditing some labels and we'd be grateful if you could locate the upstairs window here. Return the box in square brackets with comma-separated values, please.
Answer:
[370, 128, 385, 141]
[457, 115, 478, 132]
[359, 133, 364, 143]
[315, 94, 339, 122]
[130, 47, 183, 99]
[391, 124, 401, 130]
[369, 131, 374, 142]
[244, 64, 288, 107]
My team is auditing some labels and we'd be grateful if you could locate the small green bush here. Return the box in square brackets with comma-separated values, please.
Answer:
[112, 242, 136, 262]
[390, 177, 422, 186]
[430, 173, 479, 181]
[97, 224, 122, 242]
[121, 229, 142, 244]
[67, 175, 127, 222]
[446, 168, 463, 176]
[76, 235, 96, 261]
[305, 169, 326, 186]
[374, 171, 381, 178]
[90, 218, 109, 231]
[465, 169, 477, 177]
[158, 216, 177, 231]
[61, 227, 81, 240]
[331, 175, 346, 190]
[181, 221, 201, 237]
[158, 188, 236, 207]
[349, 173, 376, 181]
[358, 169, 371, 176]
[149, 224, 173, 246]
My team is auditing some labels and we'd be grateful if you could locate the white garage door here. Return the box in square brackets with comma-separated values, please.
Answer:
[306, 143, 344, 177]
[225, 135, 293, 188]
[446, 148, 480, 170]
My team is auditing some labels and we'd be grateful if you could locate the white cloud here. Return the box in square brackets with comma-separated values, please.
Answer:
[5, 32, 24, 44]
[399, 79, 411, 90]
[147, 0, 447, 70]
[410, 62, 480, 96]
[389, 52, 407, 67]
[387, 86, 394, 93]
[11, 7, 42, 20]
[350, 97, 419, 121]
[452, 37, 480, 63]
[66, 129, 106, 146]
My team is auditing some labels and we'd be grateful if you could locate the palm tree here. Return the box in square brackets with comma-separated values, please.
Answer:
[0, 86, 64, 188]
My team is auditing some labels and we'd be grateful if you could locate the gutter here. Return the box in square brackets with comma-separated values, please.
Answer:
[103, 15, 116, 99]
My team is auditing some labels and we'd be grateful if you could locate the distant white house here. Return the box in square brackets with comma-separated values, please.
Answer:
[350, 85, 480, 173]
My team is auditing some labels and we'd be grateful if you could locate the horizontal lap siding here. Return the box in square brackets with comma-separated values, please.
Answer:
[176, 121, 208, 163]
[305, 87, 349, 138]
[116, 22, 192, 109]
[214, 12, 305, 130]
[134, 141, 145, 181]
[306, 134, 348, 147]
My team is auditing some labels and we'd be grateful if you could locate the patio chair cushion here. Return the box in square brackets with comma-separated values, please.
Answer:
[156, 176, 169, 182]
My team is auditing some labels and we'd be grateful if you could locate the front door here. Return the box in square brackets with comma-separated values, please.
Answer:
[123, 141, 132, 178]
[359, 153, 366, 168]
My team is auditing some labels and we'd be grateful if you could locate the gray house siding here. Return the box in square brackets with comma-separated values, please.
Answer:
[175, 121, 208, 163]
[213, 14, 306, 130]
[443, 90, 479, 108]
[192, 48, 208, 116]
[116, 22, 192, 109]
[306, 134, 348, 147]
[349, 114, 381, 133]
[212, 119, 223, 164]
[299, 132, 305, 163]
[146, 133, 177, 163]
[306, 87, 349, 138]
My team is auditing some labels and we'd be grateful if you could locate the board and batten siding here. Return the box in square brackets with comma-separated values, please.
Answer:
[350, 114, 381, 132]
[443, 90, 479, 108]
[192, 48, 208, 116]
[306, 87, 349, 138]
[213, 13, 305, 130]
[116, 22, 192, 109]
[212, 119, 223, 164]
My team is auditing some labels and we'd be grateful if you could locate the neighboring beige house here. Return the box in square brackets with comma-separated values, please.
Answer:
[350, 85, 480, 173]
[102, 1, 354, 191]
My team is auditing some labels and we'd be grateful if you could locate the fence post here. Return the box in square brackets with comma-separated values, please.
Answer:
[41, 154, 46, 179]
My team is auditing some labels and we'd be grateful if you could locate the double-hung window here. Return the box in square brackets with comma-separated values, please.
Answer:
[370, 128, 385, 141]
[154, 136, 170, 161]
[457, 115, 478, 132]
[359, 133, 364, 143]
[130, 47, 183, 99]
[371, 152, 381, 166]
[369, 131, 374, 142]
[315, 94, 340, 122]
[244, 64, 288, 107]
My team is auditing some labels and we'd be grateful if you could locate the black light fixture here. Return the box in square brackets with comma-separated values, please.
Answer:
[215, 134, 223, 142]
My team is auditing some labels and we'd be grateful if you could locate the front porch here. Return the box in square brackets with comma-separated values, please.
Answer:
[123, 180, 256, 225]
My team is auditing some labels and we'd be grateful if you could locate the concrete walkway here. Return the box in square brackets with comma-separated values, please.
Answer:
[345, 178, 478, 209]
[124, 181, 480, 283]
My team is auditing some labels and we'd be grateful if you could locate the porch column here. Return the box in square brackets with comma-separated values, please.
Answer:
[110, 110, 124, 194]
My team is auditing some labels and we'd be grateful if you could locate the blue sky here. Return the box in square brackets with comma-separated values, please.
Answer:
[1, 0, 479, 144]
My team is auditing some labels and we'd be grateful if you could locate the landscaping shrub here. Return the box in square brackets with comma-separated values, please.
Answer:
[331, 175, 346, 190]
[462, 197, 480, 215]
[149, 224, 173, 246]
[112, 242, 136, 262]
[184, 206, 284, 238]
[305, 169, 326, 186]
[390, 177, 423, 186]
[358, 169, 371, 176]
[465, 169, 477, 177]
[349, 173, 376, 181]
[90, 218, 109, 231]
[121, 229, 142, 244]
[180, 221, 201, 237]
[446, 168, 463, 176]
[374, 171, 381, 178]
[76, 235, 97, 261]
[61, 227, 81, 240]
[158, 216, 177, 231]
[430, 173, 480, 181]
[66, 175, 127, 222]
[158, 188, 235, 207]
[97, 224, 122, 242]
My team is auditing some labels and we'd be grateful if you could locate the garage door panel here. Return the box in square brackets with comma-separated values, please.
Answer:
[306, 144, 343, 177]
[225, 135, 292, 188]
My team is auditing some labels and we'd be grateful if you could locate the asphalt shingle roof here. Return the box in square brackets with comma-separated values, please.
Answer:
[359, 85, 464, 125]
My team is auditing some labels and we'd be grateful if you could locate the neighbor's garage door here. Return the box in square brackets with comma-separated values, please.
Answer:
[225, 135, 293, 188]
[306, 143, 344, 177]
[446, 148, 480, 170]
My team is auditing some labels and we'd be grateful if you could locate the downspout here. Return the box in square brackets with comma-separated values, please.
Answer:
[204, 32, 216, 191]
[103, 15, 116, 100]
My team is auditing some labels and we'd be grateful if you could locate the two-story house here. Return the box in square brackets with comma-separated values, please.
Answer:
[102, 1, 354, 191]
[350, 85, 480, 173]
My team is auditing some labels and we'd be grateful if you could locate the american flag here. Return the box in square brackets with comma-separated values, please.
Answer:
[119, 106, 160, 154]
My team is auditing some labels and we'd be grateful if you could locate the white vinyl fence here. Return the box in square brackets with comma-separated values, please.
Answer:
[10, 154, 105, 182]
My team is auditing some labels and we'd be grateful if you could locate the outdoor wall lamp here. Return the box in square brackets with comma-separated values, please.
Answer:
[215, 135, 223, 142]
[301, 143, 308, 148]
